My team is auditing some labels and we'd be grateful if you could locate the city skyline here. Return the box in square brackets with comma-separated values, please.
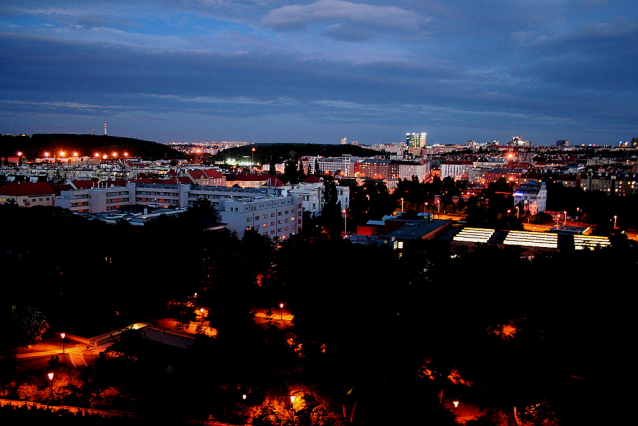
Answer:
[1, 1, 636, 146]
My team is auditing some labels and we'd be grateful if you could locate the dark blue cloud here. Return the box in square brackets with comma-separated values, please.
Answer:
[0, 1, 636, 145]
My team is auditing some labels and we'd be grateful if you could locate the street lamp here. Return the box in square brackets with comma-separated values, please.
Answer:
[200, 308, 205, 327]
[576, 207, 580, 221]
[614, 215, 618, 228]
[564, 211, 567, 226]
[279, 303, 284, 321]
[401, 197, 404, 213]
[47, 372, 54, 399]
[61, 333, 66, 355]
[342, 209, 347, 236]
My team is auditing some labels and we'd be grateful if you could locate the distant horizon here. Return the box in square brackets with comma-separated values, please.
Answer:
[4, 131, 632, 148]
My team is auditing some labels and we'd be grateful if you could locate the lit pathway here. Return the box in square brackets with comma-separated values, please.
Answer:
[16, 339, 88, 367]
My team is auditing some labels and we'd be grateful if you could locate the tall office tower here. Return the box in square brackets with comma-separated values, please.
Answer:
[341, 138, 348, 145]
[556, 140, 570, 147]
[406, 133, 426, 148]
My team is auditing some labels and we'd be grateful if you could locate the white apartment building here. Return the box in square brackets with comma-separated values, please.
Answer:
[440, 161, 473, 181]
[57, 184, 132, 213]
[288, 180, 350, 217]
[219, 196, 302, 240]
[514, 183, 547, 215]
[302, 155, 357, 177]
[55, 182, 303, 239]
[389, 160, 427, 181]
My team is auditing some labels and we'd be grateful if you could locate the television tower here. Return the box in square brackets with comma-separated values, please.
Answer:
[104, 123, 107, 135]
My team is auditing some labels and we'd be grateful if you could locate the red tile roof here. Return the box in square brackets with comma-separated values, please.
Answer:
[72, 179, 99, 189]
[303, 175, 322, 183]
[0, 182, 54, 196]
[263, 176, 286, 186]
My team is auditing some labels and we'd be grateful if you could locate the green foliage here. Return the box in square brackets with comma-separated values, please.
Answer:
[317, 177, 342, 238]
[348, 180, 394, 226]
[179, 197, 219, 222]
[1, 305, 49, 349]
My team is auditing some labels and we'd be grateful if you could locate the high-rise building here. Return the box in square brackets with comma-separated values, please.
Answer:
[341, 137, 347, 145]
[406, 133, 426, 149]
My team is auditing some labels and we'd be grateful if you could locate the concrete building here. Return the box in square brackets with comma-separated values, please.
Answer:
[56, 181, 302, 239]
[513, 182, 547, 215]
[389, 160, 427, 181]
[440, 161, 473, 181]
[356, 159, 392, 179]
[0, 182, 55, 207]
[288, 177, 350, 217]
[302, 155, 357, 177]
[579, 172, 638, 196]
[218, 195, 302, 240]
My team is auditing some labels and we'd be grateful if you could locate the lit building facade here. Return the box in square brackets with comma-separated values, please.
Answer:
[514, 183, 547, 214]
[406, 133, 427, 149]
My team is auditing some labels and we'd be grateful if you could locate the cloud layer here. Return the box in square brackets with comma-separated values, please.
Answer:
[0, 0, 636, 144]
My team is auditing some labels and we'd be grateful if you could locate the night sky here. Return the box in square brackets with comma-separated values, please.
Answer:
[1, 1, 636, 145]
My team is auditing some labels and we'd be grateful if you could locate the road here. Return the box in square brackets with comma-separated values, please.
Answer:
[16, 335, 106, 370]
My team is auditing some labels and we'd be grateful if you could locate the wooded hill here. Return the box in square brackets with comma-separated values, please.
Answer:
[0, 134, 184, 160]
[210, 143, 388, 165]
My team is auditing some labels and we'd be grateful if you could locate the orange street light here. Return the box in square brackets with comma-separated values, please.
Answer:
[453, 400, 459, 408]
[47, 372, 55, 398]
[279, 303, 284, 321]
[61, 333, 66, 355]
[342, 209, 347, 236]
